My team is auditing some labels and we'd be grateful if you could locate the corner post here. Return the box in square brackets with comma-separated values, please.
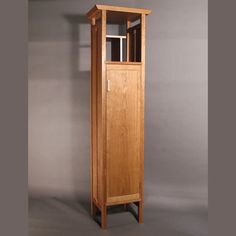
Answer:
[139, 13, 146, 224]
[101, 9, 107, 230]
[90, 16, 96, 216]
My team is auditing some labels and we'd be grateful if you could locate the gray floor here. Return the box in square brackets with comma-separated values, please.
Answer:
[29, 196, 208, 236]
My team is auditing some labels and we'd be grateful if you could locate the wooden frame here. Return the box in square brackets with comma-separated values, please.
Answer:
[87, 5, 151, 20]
[87, 5, 151, 229]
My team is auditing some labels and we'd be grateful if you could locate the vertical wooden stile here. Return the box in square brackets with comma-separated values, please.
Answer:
[126, 19, 131, 61]
[101, 10, 107, 229]
[139, 13, 146, 223]
[91, 17, 96, 216]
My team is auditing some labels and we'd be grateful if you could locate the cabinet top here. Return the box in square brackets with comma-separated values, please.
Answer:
[87, 4, 151, 21]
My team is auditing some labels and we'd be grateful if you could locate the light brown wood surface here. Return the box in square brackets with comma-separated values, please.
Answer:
[91, 20, 98, 208]
[106, 64, 141, 199]
[105, 61, 142, 65]
[126, 19, 131, 61]
[96, 18, 103, 207]
[107, 193, 140, 206]
[87, 4, 151, 19]
[138, 13, 146, 223]
[87, 5, 150, 229]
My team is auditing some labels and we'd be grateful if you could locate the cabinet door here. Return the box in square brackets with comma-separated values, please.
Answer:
[106, 64, 141, 204]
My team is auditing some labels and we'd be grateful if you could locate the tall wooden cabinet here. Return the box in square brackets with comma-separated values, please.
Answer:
[87, 5, 151, 229]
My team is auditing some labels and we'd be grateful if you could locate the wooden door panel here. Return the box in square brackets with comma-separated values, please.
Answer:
[106, 64, 141, 199]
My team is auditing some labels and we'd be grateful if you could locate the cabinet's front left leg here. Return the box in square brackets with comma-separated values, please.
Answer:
[101, 205, 107, 229]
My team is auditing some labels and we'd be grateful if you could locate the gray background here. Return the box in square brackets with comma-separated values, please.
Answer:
[28, 0, 208, 235]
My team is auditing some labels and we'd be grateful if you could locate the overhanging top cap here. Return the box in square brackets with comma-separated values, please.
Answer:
[87, 4, 151, 20]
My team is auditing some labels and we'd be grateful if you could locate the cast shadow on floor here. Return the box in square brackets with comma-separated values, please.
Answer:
[29, 196, 208, 236]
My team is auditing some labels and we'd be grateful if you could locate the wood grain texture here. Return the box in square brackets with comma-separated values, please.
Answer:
[91, 20, 98, 209]
[107, 193, 140, 206]
[87, 4, 151, 19]
[96, 19, 103, 206]
[87, 5, 150, 228]
[100, 10, 107, 228]
[101, 205, 107, 229]
[106, 64, 141, 199]
[138, 201, 143, 223]
[101, 10, 107, 207]
[90, 21, 94, 215]
[139, 14, 146, 218]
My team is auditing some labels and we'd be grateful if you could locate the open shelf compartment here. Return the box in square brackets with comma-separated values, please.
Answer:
[105, 12, 142, 63]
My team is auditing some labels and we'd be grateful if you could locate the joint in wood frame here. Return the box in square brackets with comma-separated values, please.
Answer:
[91, 17, 96, 26]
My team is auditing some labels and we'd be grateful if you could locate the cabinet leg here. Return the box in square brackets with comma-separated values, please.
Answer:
[101, 206, 107, 229]
[138, 201, 143, 223]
